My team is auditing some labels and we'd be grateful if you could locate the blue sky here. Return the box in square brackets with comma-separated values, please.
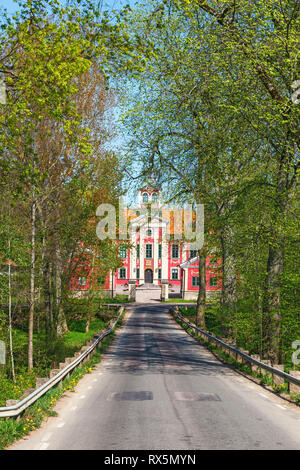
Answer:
[0, 0, 140, 14]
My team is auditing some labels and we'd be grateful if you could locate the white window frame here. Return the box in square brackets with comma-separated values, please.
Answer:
[172, 244, 179, 259]
[78, 276, 87, 286]
[171, 268, 179, 280]
[145, 244, 153, 259]
[119, 268, 127, 279]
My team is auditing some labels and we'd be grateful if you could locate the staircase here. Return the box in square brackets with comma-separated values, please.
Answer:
[135, 283, 161, 303]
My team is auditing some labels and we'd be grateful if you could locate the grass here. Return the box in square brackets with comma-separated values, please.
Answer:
[102, 295, 131, 304]
[63, 319, 106, 348]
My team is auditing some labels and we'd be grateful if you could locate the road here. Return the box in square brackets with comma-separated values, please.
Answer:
[10, 304, 300, 450]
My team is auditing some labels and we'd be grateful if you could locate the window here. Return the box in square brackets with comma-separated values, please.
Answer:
[119, 246, 127, 259]
[158, 244, 162, 258]
[136, 268, 140, 279]
[119, 268, 126, 279]
[136, 244, 140, 258]
[171, 268, 179, 280]
[172, 244, 179, 259]
[158, 268, 162, 280]
[96, 276, 105, 287]
[142, 192, 149, 203]
[209, 277, 218, 287]
[209, 257, 218, 265]
[190, 250, 198, 259]
[192, 276, 200, 287]
[146, 229, 152, 237]
[146, 244, 152, 259]
[152, 193, 158, 203]
[78, 276, 86, 286]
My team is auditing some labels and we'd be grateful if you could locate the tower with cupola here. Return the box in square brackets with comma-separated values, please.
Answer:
[138, 173, 161, 209]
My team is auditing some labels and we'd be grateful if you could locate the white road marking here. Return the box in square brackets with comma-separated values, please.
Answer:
[39, 443, 49, 450]
[88, 386, 93, 390]
[41, 432, 53, 442]
[57, 422, 65, 428]
[276, 404, 287, 410]
[80, 395, 86, 399]
[259, 393, 268, 398]
[71, 406, 77, 410]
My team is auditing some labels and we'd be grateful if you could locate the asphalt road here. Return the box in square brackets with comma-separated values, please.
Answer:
[10, 304, 300, 450]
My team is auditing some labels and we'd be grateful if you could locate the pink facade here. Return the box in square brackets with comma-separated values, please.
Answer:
[183, 255, 222, 292]
[69, 262, 111, 291]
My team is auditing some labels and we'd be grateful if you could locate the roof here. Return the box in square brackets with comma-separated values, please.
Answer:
[125, 208, 196, 236]
[0, 256, 19, 267]
[139, 184, 160, 193]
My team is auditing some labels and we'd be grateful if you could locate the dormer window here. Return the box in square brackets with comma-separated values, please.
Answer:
[146, 229, 152, 237]
[142, 192, 149, 203]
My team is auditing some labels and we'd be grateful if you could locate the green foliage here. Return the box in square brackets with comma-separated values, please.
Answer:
[119, 0, 299, 362]
[0, 370, 36, 407]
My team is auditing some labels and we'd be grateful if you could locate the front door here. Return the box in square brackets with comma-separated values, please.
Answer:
[145, 269, 153, 284]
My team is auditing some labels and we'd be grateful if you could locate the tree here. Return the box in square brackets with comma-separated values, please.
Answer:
[0, 1, 128, 369]
[118, 0, 299, 361]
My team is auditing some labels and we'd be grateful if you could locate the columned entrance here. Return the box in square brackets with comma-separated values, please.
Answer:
[145, 269, 153, 284]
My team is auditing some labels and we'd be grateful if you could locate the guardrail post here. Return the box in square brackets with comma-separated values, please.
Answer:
[35, 378, 48, 388]
[251, 355, 261, 374]
[228, 348, 236, 360]
[239, 349, 250, 365]
[260, 360, 271, 376]
[49, 369, 60, 379]
[194, 328, 202, 339]
[288, 371, 300, 394]
[272, 365, 285, 386]
[236, 350, 243, 363]
[6, 399, 18, 407]
[219, 338, 229, 354]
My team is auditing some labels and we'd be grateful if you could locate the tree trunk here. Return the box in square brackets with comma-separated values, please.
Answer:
[220, 226, 237, 308]
[28, 196, 36, 370]
[219, 224, 237, 336]
[8, 240, 15, 382]
[196, 247, 206, 329]
[262, 240, 284, 363]
[86, 252, 96, 333]
[55, 246, 69, 337]
[43, 258, 54, 344]
[262, 156, 289, 363]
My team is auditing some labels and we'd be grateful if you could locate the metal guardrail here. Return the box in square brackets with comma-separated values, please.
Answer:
[0, 306, 124, 419]
[171, 308, 300, 388]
